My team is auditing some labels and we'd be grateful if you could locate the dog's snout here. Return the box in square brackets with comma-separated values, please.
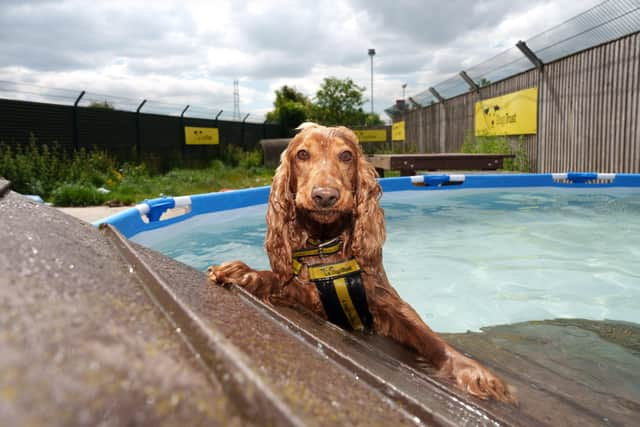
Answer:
[312, 187, 340, 208]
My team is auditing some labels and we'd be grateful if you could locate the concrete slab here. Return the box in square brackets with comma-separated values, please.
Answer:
[0, 191, 245, 426]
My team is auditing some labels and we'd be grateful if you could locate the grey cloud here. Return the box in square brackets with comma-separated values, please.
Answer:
[0, 2, 198, 72]
[353, 0, 534, 47]
[228, 2, 369, 75]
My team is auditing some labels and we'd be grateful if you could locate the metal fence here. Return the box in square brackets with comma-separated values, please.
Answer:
[391, 0, 640, 110]
[0, 97, 284, 170]
[389, 0, 640, 173]
[0, 78, 285, 168]
[0, 80, 267, 124]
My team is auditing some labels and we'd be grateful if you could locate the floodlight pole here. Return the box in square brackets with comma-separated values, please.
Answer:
[402, 83, 407, 100]
[368, 48, 376, 114]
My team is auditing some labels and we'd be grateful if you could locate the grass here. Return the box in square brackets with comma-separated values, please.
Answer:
[0, 135, 274, 206]
[107, 160, 274, 205]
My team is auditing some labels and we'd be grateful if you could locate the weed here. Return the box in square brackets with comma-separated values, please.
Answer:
[51, 183, 109, 207]
[460, 131, 531, 172]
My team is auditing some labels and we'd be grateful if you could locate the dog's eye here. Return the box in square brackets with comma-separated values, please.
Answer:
[339, 151, 353, 162]
[296, 149, 309, 160]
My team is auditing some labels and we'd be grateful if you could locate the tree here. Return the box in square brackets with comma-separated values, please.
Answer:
[266, 79, 384, 131]
[308, 77, 381, 127]
[88, 100, 115, 109]
[266, 85, 310, 133]
[364, 113, 384, 126]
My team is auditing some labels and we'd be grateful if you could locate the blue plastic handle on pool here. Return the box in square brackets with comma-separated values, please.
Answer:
[423, 175, 451, 186]
[144, 197, 176, 222]
[566, 172, 599, 183]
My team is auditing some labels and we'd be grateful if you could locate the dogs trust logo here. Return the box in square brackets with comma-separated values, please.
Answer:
[483, 105, 517, 129]
[475, 87, 538, 136]
[184, 126, 220, 145]
[192, 129, 212, 143]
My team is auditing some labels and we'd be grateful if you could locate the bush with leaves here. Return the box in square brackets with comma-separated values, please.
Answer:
[460, 131, 531, 172]
[0, 134, 119, 201]
[51, 183, 109, 207]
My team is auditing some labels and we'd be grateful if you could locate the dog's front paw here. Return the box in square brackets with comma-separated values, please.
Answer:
[447, 356, 517, 404]
[207, 261, 253, 286]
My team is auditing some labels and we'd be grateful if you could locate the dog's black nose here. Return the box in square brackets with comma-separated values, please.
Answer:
[312, 187, 339, 208]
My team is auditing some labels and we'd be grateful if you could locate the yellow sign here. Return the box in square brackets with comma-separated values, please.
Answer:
[475, 87, 538, 136]
[184, 126, 219, 145]
[392, 121, 405, 141]
[353, 129, 387, 143]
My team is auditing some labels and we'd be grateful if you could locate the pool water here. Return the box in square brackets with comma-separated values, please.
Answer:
[134, 187, 640, 333]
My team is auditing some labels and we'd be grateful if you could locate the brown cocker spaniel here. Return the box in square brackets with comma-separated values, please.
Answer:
[208, 123, 516, 403]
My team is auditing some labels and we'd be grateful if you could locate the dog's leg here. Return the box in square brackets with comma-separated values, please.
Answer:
[367, 279, 517, 404]
[208, 261, 281, 301]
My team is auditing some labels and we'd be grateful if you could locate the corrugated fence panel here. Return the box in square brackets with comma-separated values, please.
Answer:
[540, 31, 640, 172]
[0, 98, 284, 164]
[0, 99, 74, 149]
[403, 31, 639, 173]
[77, 107, 136, 160]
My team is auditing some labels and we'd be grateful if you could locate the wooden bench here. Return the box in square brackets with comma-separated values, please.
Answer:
[368, 153, 516, 176]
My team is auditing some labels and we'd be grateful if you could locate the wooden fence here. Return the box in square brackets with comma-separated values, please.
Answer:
[402, 31, 640, 173]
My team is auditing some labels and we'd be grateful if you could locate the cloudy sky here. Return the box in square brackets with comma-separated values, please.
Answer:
[0, 0, 603, 121]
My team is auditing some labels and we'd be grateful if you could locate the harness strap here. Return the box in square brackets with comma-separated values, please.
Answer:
[312, 264, 373, 331]
[308, 258, 360, 281]
[292, 238, 343, 259]
[332, 277, 364, 330]
[291, 238, 373, 331]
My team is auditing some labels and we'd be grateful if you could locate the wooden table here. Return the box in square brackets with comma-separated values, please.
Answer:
[368, 153, 515, 176]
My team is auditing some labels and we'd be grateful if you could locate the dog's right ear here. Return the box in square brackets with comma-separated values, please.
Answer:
[265, 135, 300, 282]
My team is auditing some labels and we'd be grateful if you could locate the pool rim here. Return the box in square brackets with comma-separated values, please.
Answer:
[95, 172, 640, 239]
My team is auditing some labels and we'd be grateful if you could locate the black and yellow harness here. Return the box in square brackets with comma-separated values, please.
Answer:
[292, 238, 373, 331]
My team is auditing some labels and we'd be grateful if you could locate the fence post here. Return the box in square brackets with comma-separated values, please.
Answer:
[72, 91, 85, 151]
[180, 105, 189, 162]
[135, 99, 147, 160]
[516, 40, 545, 172]
[428, 87, 447, 152]
[241, 113, 250, 148]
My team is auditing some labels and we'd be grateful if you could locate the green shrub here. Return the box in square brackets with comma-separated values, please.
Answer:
[460, 131, 531, 172]
[0, 134, 122, 199]
[51, 183, 108, 207]
[1, 135, 274, 205]
[461, 131, 511, 154]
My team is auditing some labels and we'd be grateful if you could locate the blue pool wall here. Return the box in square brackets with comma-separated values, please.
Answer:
[95, 173, 640, 239]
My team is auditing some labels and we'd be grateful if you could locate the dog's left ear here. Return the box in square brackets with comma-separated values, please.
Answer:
[338, 128, 385, 271]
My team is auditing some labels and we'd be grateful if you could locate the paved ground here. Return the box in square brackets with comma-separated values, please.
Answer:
[56, 205, 131, 223]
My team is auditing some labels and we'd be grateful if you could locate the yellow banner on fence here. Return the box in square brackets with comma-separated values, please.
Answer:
[184, 126, 220, 145]
[392, 121, 405, 141]
[475, 87, 538, 136]
[353, 129, 387, 143]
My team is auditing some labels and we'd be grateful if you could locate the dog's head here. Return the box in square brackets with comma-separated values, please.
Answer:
[265, 122, 385, 280]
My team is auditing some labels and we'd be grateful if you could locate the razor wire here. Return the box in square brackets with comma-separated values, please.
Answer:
[0, 79, 267, 123]
[396, 0, 640, 112]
